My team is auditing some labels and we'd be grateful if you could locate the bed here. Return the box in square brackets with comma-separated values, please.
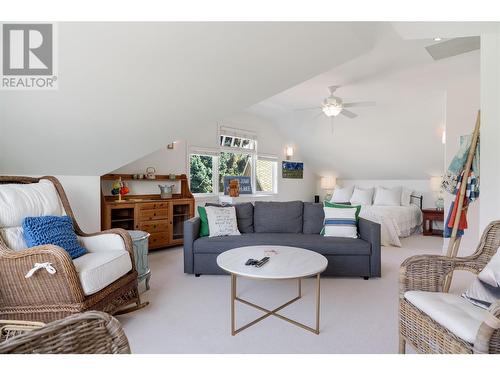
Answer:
[358, 195, 423, 247]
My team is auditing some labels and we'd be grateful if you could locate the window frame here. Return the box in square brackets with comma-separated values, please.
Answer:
[188, 126, 278, 197]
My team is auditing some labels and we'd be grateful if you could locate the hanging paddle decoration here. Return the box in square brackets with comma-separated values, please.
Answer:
[442, 110, 480, 292]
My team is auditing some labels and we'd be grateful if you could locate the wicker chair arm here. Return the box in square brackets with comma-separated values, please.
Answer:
[473, 300, 500, 354]
[77, 228, 136, 271]
[399, 254, 480, 295]
[0, 245, 85, 306]
[0, 310, 131, 353]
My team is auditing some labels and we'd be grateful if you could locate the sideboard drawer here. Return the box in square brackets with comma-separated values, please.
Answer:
[139, 219, 168, 233]
[138, 209, 168, 221]
[149, 232, 169, 248]
[139, 202, 168, 211]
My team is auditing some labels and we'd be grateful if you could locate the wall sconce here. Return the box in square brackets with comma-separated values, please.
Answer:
[441, 130, 446, 145]
[285, 146, 294, 160]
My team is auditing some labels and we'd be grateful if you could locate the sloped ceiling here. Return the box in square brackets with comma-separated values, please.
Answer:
[0, 22, 381, 175]
[248, 25, 480, 179]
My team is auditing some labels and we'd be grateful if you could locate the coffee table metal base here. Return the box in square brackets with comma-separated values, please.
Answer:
[230, 273, 321, 335]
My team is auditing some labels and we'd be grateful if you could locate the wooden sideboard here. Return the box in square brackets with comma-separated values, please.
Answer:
[101, 174, 195, 250]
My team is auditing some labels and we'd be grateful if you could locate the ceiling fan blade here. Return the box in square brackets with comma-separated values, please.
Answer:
[340, 109, 358, 119]
[328, 85, 340, 95]
[295, 107, 321, 111]
[343, 101, 376, 108]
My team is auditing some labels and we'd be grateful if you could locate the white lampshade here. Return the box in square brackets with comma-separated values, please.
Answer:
[321, 176, 336, 190]
[430, 176, 443, 192]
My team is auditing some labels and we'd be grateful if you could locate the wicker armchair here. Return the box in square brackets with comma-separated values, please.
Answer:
[0, 176, 147, 323]
[0, 311, 130, 353]
[399, 220, 500, 354]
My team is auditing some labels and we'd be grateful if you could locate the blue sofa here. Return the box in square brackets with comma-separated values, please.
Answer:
[183, 201, 381, 278]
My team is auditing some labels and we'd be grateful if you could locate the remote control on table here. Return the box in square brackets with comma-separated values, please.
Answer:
[255, 257, 270, 268]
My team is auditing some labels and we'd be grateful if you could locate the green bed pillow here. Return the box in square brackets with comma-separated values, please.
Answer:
[197, 206, 209, 237]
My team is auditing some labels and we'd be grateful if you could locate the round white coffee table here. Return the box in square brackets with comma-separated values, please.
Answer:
[216, 245, 328, 335]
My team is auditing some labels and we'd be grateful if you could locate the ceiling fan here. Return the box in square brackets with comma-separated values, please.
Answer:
[298, 85, 376, 119]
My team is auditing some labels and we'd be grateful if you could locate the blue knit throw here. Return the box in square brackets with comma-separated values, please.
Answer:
[22, 216, 87, 259]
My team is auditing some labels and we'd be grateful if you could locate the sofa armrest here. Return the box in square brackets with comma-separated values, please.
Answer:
[359, 217, 381, 277]
[183, 217, 200, 274]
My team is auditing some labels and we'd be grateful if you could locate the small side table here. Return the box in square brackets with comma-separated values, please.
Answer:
[422, 208, 444, 236]
[128, 230, 151, 291]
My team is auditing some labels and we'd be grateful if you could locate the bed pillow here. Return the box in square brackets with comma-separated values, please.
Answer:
[373, 186, 402, 206]
[322, 206, 358, 238]
[22, 216, 87, 259]
[401, 188, 413, 206]
[205, 206, 241, 237]
[330, 186, 354, 203]
[350, 187, 374, 205]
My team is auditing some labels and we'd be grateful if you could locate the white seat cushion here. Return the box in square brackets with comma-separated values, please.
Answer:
[73, 250, 132, 296]
[405, 291, 488, 343]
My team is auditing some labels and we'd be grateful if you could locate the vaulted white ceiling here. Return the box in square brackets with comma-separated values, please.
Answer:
[0, 22, 382, 175]
[248, 24, 480, 179]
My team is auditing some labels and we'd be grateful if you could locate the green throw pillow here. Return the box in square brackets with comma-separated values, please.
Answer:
[324, 201, 361, 220]
[321, 202, 361, 236]
[197, 206, 209, 237]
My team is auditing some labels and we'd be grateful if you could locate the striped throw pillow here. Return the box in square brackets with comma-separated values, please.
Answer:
[322, 206, 358, 238]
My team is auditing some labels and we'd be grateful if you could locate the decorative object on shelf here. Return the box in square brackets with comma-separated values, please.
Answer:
[111, 177, 129, 202]
[223, 176, 251, 195]
[158, 184, 175, 199]
[132, 174, 144, 180]
[128, 230, 151, 291]
[285, 146, 294, 160]
[320, 176, 336, 201]
[229, 179, 240, 197]
[430, 175, 444, 210]
[169, 173, 176, 180]
[282, 161, 304, 179]
[145, 167, 156, 180]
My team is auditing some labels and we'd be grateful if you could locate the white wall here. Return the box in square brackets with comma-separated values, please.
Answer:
[443, 72, 481, 255]
[479, 31, 500, 233]
[107, 112, 318, 206]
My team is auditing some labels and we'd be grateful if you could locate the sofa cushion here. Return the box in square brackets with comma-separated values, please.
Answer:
[303, 203, 324, 234]
[193, 233, 370, 256]
[206, 202, 254, 233]
[254, 201, 303, 233]
[404, 291, 487, 343]
[73, 249, 132, 296]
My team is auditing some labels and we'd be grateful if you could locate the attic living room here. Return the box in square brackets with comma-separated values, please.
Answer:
[1, 3, 500, 372]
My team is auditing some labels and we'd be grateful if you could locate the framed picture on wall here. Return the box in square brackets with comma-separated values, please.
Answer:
[282, 161, 303, 179]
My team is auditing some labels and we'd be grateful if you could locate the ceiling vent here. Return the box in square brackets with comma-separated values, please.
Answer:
[425, 36, 480, 60]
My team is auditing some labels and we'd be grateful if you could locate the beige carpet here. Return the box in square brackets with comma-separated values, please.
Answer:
[117, 235, 468, 354]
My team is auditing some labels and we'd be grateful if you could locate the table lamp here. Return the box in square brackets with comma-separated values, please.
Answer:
[320, 176, 336, 202]
[430, 175, 444, 210]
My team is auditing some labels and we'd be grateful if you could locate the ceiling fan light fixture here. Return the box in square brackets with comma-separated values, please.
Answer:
[322, 103, 342, 117]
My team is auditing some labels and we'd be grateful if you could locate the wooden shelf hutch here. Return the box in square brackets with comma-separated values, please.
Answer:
[101, 174, 195, 250]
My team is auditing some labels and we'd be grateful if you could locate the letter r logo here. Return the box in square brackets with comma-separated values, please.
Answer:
[2, 24, 53, 75]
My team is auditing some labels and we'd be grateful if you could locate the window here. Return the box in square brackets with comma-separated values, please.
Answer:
[189, 126, 278, 196]
[189, 154, 215, 194]
[218, 152, 252, 192]
[256, 157, 277, 194]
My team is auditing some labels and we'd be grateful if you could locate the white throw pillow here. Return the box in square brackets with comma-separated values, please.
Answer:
[330, 186, 354, 203]
[322, 206, 358, 238]
[350, 187, 374, 205]
[373, 186, 402, 206]
[205, 206, 241, 237]
[478, 251, 500, 287]
[401, 188, 412, 206]
[462, 278, 500, 309]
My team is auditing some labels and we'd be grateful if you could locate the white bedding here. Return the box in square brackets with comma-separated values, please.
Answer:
[359, 204, 422, 247]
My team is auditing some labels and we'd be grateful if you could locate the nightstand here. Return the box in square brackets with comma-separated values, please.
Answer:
[422, 208, 444, 236]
